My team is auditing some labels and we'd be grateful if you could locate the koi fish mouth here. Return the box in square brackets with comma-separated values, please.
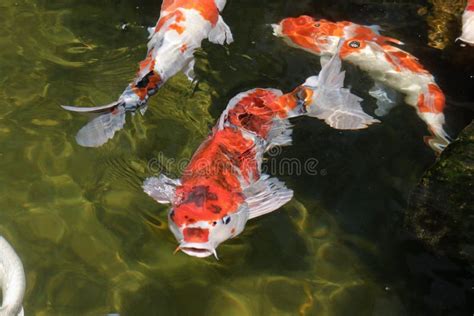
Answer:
[176, 243, 218, 259]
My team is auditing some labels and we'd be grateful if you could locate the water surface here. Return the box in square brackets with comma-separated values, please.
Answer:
[0, 0, 473, 315]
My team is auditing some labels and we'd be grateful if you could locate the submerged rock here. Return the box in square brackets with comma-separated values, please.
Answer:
[407, 120, 474, 262]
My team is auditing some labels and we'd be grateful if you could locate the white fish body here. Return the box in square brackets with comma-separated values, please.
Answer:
[458, 1, 474, 45]
[0, 237, 25, 316]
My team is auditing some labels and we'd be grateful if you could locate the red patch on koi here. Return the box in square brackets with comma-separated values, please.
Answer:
[172, 128, 253, 226]
[226, 89, 279, 138]
[468, 0, 474, 11]
[169, 23, 185, 34]
[171, 88, 308, 228]
[161, 0, 219, 26]
[183, 227, 209, 243]
[417, 84, 445, 114]
[137, 52, 155, 75]
[226, 89, 301, 140]
[279, 16, 339, 53]
[180, 44, 188, 53]
[382, 48, 427, 74]
[155, 10, 185, 33]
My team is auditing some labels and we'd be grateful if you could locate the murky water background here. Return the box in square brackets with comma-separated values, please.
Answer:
[0, 0, 473, 315]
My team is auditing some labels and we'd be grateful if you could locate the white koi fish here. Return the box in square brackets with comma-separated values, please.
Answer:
[63, 0, 233, 147]
[273, 16, 451, 152]
[0, 236, 25, 316]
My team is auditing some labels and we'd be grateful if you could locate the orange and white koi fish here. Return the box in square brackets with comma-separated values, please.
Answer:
[273, 16, 450, 152]
[0, 236, 25, 316]
[143, 54, 378, 258]
[62, 0, 233, 147]
[458, 0, 474, 45]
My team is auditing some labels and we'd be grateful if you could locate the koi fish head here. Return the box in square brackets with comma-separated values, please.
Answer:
[169, 184, 249, 258]
[272, 16, 343, 55]
[273, 16, 403, 56]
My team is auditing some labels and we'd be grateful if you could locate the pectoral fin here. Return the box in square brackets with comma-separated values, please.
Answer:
[244, 175, 293, 220]
[305, 50, 380, 130]
[143, 174, 181, 204]
[369, 82, 398, 117]
[182, 59, 195, 82]
[208, 15, 233, 45]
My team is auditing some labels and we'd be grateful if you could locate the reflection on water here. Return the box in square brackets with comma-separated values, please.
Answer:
[0, 0, 473, 315]
[425, 0, 465, 49]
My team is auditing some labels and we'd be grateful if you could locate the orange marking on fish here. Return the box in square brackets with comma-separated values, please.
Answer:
[183, 227, 209, 243]
[383, 51, 402, 72]
[155, 10, 185, 33]
[468, 0, 474, 11]
[132, 72, 162, 100]
[180, 43, 188, 53]
[169, 23, 185, 34]
[417, 84, 445, 114]
[226, 89, 282, 138]
[161, 0, 219, 26]
[137, 52, 155, 74]
[382, 47, 427, 74]
[279, 16, 337, 54]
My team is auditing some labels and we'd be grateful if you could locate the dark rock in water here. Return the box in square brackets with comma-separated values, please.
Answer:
[407, 120, 474, 262]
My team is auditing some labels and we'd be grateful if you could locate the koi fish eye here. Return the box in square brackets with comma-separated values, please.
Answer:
[222, 215, 231, 225]
[348, 41, 361, 48]
[314, 23, 320, 27]
[169, 210, 175, 219]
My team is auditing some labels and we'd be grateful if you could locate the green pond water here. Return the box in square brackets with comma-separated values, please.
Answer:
[0, 0, 473, 315]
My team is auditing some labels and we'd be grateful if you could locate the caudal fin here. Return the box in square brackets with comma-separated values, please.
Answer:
[302, 52, 380, 130]
[62, 101, 127, 147]
[420, 112, 451, 153]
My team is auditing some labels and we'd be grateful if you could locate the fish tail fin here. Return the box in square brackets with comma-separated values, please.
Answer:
[208, 15, 233, 45]
[421, 113, 451, 153]
[417, 84, 451, 153]
[61, 101, 128, 147]
[300, 52, 380, 130]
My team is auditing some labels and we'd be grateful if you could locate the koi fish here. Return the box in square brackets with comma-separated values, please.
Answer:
[143, 53, 379, 258]
[458, 0, 474, 45]
[62, 0, 233, 147]
[0, 236, 25, 316]
[273, 16, 450, 152]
